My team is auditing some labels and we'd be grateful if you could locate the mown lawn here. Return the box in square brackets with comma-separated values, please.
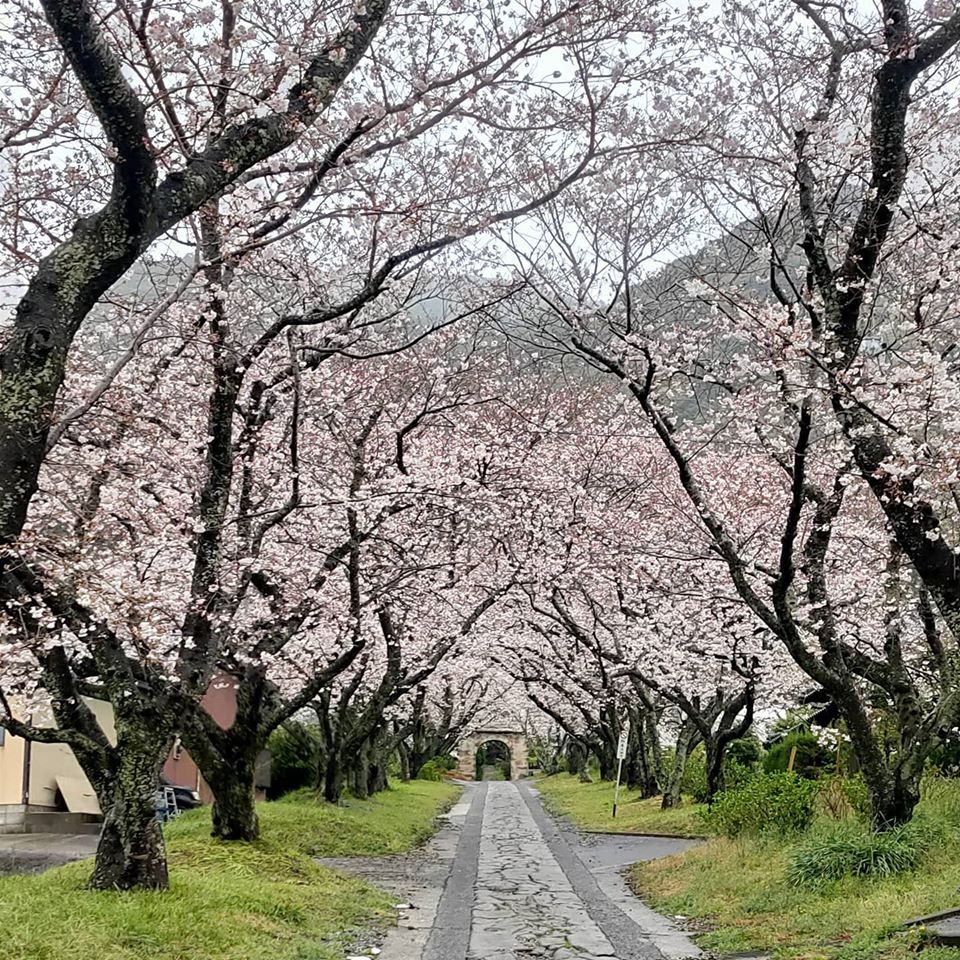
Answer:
[536, 773, 707, 836]
[0, 780, 459, 960]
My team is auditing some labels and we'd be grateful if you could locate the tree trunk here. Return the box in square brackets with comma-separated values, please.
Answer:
[662, 727, 696, 810]
[870, 776, 921, 830]
[351, 763, 369, 799]
[645, 712, 665, 787]
[368, 760, 388, 795]
[636, 722, 660, 799]
[565, 740, 587, 777]
[88, 720, 172, 891]
[177, 699, 262, 842]
[349, 740, 371, 799]
[597, 747, 618, 781]
[625, 750, 642, 790]
[398, 743, 412, 782]
[704, 739, 725, 805]
[836, 690, 922, 830]
[322, 756, 345, 804]
[209, 757, 259, 841]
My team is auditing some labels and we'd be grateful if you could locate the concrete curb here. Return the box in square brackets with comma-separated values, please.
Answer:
[584, 829, 708, 841]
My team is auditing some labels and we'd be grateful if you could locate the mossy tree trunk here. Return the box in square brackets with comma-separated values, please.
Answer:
[207, 749, 260, 841]
[323, 755, 346, 804]
[661, 719, 700, 810]
[88, 705, 176, 891]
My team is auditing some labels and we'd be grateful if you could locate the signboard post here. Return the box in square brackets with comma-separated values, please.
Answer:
[612, 722, 630, 819]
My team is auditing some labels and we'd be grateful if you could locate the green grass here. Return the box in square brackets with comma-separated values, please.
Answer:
[536, 774, 707, 836]
[631, 781, 960, 960]
[0, 780, 459, 960]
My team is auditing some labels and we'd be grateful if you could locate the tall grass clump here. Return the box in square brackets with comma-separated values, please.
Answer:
[786, 818, 946, 887]
[919, 774, 960, 827]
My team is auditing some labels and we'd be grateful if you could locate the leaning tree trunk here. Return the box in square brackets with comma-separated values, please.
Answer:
[840, 697, 923, 830]
[88, 717, 173, 891]
[178, 705, 262, 842]
[662, 726, 698, 810]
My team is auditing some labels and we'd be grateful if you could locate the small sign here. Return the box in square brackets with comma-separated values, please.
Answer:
[612, 721, 631, 819]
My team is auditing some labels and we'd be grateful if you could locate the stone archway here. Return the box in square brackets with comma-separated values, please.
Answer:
[456, 728, 529, 781]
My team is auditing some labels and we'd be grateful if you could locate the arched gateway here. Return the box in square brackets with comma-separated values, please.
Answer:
[455, 727, 529, 781]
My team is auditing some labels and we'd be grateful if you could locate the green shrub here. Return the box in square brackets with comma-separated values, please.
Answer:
[682, 743, 760, 804]
[726, 736, 763, 767]
[817, 774, 871, 821]
[919, 774, 960, 827]
[701, 772, 817, 838]
[786, 818, 946, 887]
[723, 759, 758, 793]
[763, 732, 833, 779]
[266, 721, 322, 799]
[680, 745, 709, 802]
[418, 758, 450, 781]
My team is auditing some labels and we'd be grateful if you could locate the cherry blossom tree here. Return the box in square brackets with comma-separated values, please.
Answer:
[504, 0, 960, 823]
[395, 675, 489, 782]
[0, 0, 697, 888]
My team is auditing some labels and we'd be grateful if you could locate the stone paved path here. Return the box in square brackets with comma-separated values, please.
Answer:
[322, 781, 702, 960]
[470, 781, 622, 960]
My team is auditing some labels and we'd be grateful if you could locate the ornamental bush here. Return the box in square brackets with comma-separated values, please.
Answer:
[701, 772, 818, 838]
[267, 721, 323, 799]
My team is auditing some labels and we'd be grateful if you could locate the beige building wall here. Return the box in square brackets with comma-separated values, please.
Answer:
[27, 699, 116, 811]
[0, 698, 118, 813]
[0, 730, 26, 805]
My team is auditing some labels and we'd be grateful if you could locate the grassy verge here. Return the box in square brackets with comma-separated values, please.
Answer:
[633, 833, 960, 960]
[0, 780, 459, 960]
[536, 773, 707, 836]
[630, 780, 960, 960]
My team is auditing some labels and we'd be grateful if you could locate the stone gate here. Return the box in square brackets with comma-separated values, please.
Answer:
[455, 728, 529, 781]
